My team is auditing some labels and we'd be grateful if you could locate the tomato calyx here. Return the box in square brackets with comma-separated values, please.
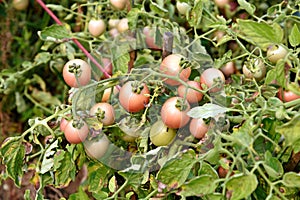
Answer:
[72, 119, 86, 130]
[131, 82, 145, 94]
[175, 98, 189, 111]
[68, 62, 83, 76]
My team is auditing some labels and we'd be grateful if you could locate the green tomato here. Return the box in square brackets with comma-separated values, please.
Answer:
[150, 120, 176, 146]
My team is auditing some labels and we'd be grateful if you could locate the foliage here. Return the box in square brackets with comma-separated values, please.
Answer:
[1, 0, 300, 199]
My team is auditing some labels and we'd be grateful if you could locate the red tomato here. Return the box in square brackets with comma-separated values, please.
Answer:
[89, 102, 115, 126]
[64, 120, 89, 144]
[177, 81, 203, 103]
[161, 97, 190, 129]
[278, 89, 300, 102]
[63, 59, 91, 88]
[119, 81, 150, 113]
[143, 27, 161, 50]
[88, 19, 106, 37]
[189, 118, 209, 139]
[160, 54, 191, 86]
[200, 68, 225, 93]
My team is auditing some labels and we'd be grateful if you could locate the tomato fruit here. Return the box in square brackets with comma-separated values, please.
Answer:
[110, 0, 127, 10]
[60, 116, 70, 132]
[84, 135, 110, 159]
[267, 45, 288, 64]
[13, 0, 29, 10]
[108, 19, 120, 29]
[161, 97, 190, 129]
[220, 61, 235, 77]
[177, 81, 203, 104]
[119, 81, 150, 113]
[214, 0, 229, 8]
[160, 54, 191, 86]
[200, 68, 225, 93]
[176, 1, 191, 15]
[90, 103, 115, 126]
[64, 120, 89, 144]
[278, 89, 300, 102]
[189, 118, 209, 139]
[117, 18, 129, 33]
[88, 19, 106, 37]
[118, 116, 143, 141]
[242, 58, 266, 81]
[150, 120, 176, 146]
[143, 27, 161, 50]
[63, 59, 91, 88]
[101, 85, 118, 102]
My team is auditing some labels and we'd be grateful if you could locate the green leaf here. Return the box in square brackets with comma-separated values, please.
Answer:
[111, 42, 130, 74]
[265, 60, 285, 87]
[149, 0, 168, 15]
[31, 89, 61, 106]
[54, 150, 76, 186]
[156, 150, 196, 190]
[237, 19, 284, 50]
[40, 140, 59, 174]
[289, 24, 300, 47]
[262, 151, 283, 179]
[199, 162, 219, 180]
[187, 103, 228, 119]
[276, 114, 300, 147]
[69, 186, 90, 200]
[179, 175, 218, 197]
[87, 162, 110, 193]
[34, 52, 51, 66]
[127, 8, 140, 30]
[189, 0, 203, 28]
[231, 120, 253, 147]
[38, 24, 72, 41]
[0, 137, 25, 187]
[226, 174, 258, 200]
[237, 0, 256, 15]
[282, 172, 300, 187]
[109, 176, 117, 193]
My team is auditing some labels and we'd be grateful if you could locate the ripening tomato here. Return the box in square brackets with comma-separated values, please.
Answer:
[119, 81, 150, 113]
[189, 118, 209, 139]
[267, 45, 288, 64]
[109, 28, 120, 38]
[84, 135, 110, 159]
[101, 85, 119, 102]
[118, 116, 143, 142]
[110, 0, 127, 10]
[89, 103, 115, 126]
[242, 58, 266, 81]
[161, 97, 190, 129]
[108, 19, 120, 29]
[200, 68, 225, 93]
[160, 54, 191, 86]
[13, 0, 29, 10]
[221, 61, 236, 77]
[278, 88, 300, 102]
[60, 115, 71, 132]
[177, 81, 203, 103]
[150, 120, 177, 146]
[64, 120, 89, 144]
[88, 19, 106, 37]
[63, 59, 91, 88]
[143, 27, 161, 50]
[117, 18, 129, 33]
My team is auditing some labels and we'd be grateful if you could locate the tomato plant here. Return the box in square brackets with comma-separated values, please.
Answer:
[1, 0, 300, 199]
